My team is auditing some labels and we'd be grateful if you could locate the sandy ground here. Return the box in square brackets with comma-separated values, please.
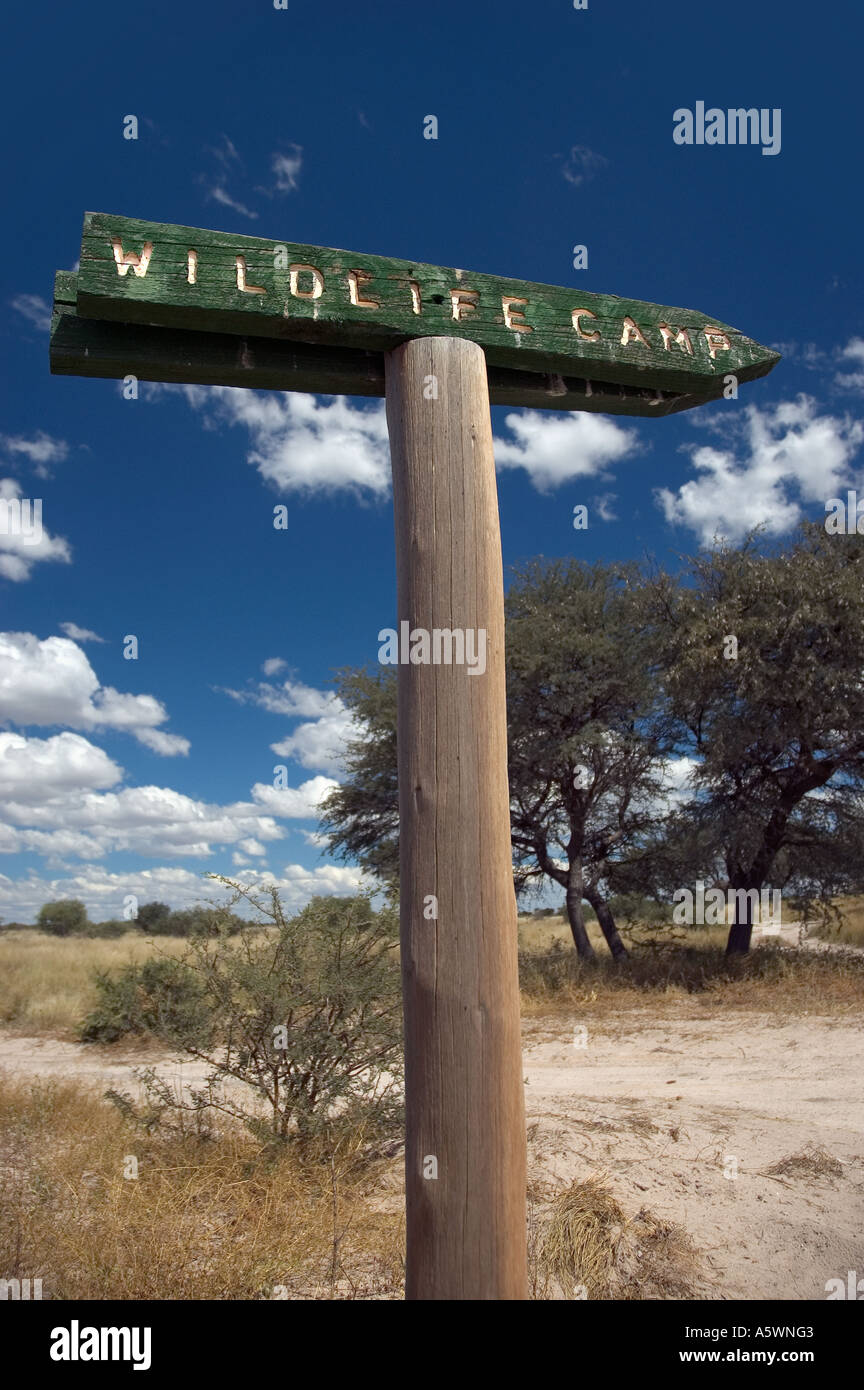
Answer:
[522, 1007, 864, 1300]
[1, 923, 862, 1301]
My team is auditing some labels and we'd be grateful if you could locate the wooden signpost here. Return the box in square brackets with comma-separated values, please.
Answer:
[50, 213, 780, 1302]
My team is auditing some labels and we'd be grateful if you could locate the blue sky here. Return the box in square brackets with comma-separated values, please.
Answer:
[0, 0, 862, 921]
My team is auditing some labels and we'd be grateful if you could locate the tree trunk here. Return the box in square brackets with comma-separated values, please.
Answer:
[584, 885, 629, 960]
[725, 885, 755, 955]
[565, 860, 597, 961]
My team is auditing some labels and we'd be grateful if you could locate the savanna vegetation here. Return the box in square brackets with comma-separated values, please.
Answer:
[322, 524, 864, 958]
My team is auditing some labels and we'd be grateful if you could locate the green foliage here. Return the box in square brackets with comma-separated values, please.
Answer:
[85, 919, 131, 939]
[36, 899, 89, 936]
[135, 901, 173, 933]
[319, 668, 399, 890]
[134, 900, 247, 936]
[106, 883, 404, 1149]
[81, 957, 211, 1045]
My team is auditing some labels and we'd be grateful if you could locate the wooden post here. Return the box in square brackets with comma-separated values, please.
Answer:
[385, 337, 528, 1300]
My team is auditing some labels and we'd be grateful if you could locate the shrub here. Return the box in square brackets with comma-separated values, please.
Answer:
[81, 957, 211, 1044]
[134, 901, 173, 933]
[113, 883, 404, 1149]
[36, 899, 88, 936]
[86, 919, 131, 939]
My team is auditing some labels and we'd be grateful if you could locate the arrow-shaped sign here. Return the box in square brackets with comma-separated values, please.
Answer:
[70, 212, 780, 405]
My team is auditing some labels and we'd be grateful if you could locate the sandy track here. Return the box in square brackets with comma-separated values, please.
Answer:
[2, 1003, 863, 1301]
[522, 1007, 864, 1300]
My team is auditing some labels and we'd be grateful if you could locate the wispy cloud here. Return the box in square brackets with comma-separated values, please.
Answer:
[10, 294, 52, 332]
[207, 185, 259, 220]
[835, 337, 864, 393]
[1, 432, 69, 477]
[559, 145, 608, 187]
[59, 622, 105, 644]
[270, 145, 303, 193]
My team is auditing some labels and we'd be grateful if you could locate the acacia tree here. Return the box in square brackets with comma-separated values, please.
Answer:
[320, 667, 399, 891]
[505, 560, 670, 959]
[649, 525, 864, 954]
[321, 560, 670, 959]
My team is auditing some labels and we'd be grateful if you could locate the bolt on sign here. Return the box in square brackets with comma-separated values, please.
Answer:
[50, 213, 780, 1302]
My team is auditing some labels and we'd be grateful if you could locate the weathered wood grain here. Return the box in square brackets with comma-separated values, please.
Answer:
[387, 337, 527, 1300]
[51, 272, 744, 417]
[75, 212, 781, 395]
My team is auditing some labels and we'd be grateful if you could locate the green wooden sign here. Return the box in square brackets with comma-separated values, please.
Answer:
[52, 270, 750, 417]
[72, 212, 780, 400]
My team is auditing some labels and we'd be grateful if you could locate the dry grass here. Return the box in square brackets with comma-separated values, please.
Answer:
[763, 1144, 845, 1183]
[810, 896, 864, 948]
[0, 931, 189, 1037]
[0, 1072, 404, 1300]
[518, 921, 864, 1018]
[3, 918, 862, 1043]
[0, 1072, 704, 1301]
[529, 1175, 701, 1301]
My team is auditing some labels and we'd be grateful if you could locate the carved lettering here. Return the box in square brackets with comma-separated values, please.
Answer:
[289, 264, 324, 300]
[571, 308, 601, 342]
[658, 323, 693, 354]
[347, 269, 378, 309]
[502, 295, 532, 333]
[112, 238, 153, 278]
[621, 316, 649, 347]
[450, 288, 478, 321]
[236, 256, 265, 295]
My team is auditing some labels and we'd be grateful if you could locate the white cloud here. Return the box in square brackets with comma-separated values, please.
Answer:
[10, 294, 52, 332]
[224, 677, 338, 719]
[261, 657, 286, 676]
[494, 410, 638, 492]
[835, 337, 864, 393]
[271, 145, 303, 193]
[1, 431, 69, 472]
[160, 384, 641, 502]
[657, 395, 864, 544]
[0, 731, 122, 802]
[251, 775, 339, 818]
[223, 677, 353, 776]
[0, 481, 72, 582]
[59, 622, 105, 644]
[0, 782, 284, 861]
[560, 145, 608, 187]
[207, 185, 259, 220]
[0, 632, 188, 755]
[175, 387, 391, 497]
[0, 860, 370, 924]
[270, 705, 353, 775]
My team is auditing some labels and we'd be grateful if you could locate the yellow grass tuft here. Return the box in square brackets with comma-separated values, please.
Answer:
[530, 1175, 701, 1300]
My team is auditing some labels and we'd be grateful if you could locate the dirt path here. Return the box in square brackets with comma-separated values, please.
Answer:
[2, 1005, 863, 1301]
[522, 1007, 864, 1300]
